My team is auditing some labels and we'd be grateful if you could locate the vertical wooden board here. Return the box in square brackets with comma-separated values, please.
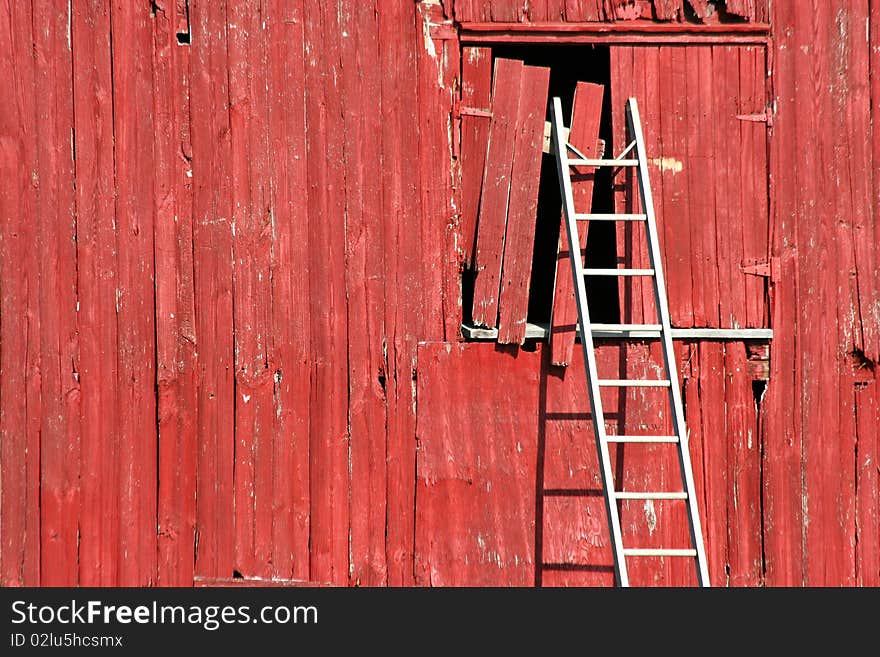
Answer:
[762, 0, 804, 586]
[564, 0, 586, 21]
[459, 47, 492, 267]
[417, 1, 455, 343]
[855, 380, 880, 586]
[0, 0, 40, 586]
[472, 58, 524, 328]
[738, 46, 770, 329]
[527, 0, 547, 21]
[657, 46, 693, 327]
[853, 64, 879, 359]
[414, 343, 540, 586]
[344, 0, 388, 586]
[266, 0, 311, 581]
[724, 344, 763, 585]
[439, 39, 463, 342]
[550, 82, 604, 366]
[539, 346, 617, 587]
[497, 64, 550, 344]
[832, 361, 858, 586]
[866, 0, 880, 362]
[796, 4, 841, 587]
[32, 0, 81, 586]
[73, 0, 119, 586]
[614, 46, 660, 326]
[691, 342, 729, 586]
[491, 0, 521, 21]
[611, 46, 641, 325]
[191, 0, 235, 580]
[379, 0, 423, 587]
[652, 0, 683, 21]
[685, 46, 716, 327]
[153, 0, 197, 588]
[110, 1, 158, 585]
[304, 2, 351, 586]
[227, 0, 275, 579]
[713, 46, 746, 330]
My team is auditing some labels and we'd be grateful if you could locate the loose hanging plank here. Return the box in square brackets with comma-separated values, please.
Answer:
[472, 58, 524, 328]
[549, 81, 604, 365]
[459, 47, 492, 267]
[497, 64, 550, 345]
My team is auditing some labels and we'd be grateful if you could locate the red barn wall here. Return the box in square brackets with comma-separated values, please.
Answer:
[0, 0, 878, 587]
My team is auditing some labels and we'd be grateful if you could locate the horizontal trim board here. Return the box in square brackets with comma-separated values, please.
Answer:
[460, 322, 773, 341]
[460, 21, 772, 35]
[459, 23, 771, 45]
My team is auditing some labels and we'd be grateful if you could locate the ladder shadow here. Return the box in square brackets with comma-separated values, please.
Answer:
[534, 343, 629, 586]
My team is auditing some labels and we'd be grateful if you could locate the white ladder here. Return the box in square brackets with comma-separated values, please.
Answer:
[550, 96, 710, 587]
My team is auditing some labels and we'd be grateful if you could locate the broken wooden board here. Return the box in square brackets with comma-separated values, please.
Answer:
[472, 58, 523, 328]
[496, 64, 551, 344]
[459, 46, 492, 267]
[549, 81, 604, 366]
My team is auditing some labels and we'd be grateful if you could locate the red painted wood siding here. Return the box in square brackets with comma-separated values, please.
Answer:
[1, 0, 878, 588]
[414, 341, 763, 586]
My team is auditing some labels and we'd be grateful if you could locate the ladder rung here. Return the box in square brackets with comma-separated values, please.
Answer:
[590, 323, 662, 332]
[569, 158, 639, 167]
[584, 268, 654, 276]
[604, 435, 679, 443]
[598, 379, 671, 387]
[623, 548, 698, 557]
[574, 213, 647, 222]
[613, 491, 688, 500]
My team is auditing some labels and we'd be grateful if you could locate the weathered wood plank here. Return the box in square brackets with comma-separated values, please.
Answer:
[724, 344, 763, 585]
[714, 46, 747, 329]
[380, 0, 423, 587]
[110, 1, 158, 585]
[344, 0, 388, 586]
[152, 0, 197, 587]
[855, 378, 880, 586]
[227, 0, 275, 579]
[304, 1, 351, 586]
[33, 0, 81, 586]
[0, 0, 41, 586]
[497, 64, 550, 344]
[472, 58, 524, 328]
[550, 82, 604, 365]
[266, 0, 311, 582]
[415, 342, 540, 586]
[459, 47, 492, 267]
[191, 0, 235, 580]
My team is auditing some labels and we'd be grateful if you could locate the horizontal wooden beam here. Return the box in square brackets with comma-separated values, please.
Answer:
[459, 21, 770, 45]
[461, 322, 773, 341]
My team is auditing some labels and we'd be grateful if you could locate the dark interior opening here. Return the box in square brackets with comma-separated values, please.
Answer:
[461, 45, 619, 332]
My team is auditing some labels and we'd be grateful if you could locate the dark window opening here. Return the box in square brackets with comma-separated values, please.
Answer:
[461, 45, 619, 333]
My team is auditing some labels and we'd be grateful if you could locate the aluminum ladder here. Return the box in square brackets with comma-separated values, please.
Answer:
[550, 96, 710, 587]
